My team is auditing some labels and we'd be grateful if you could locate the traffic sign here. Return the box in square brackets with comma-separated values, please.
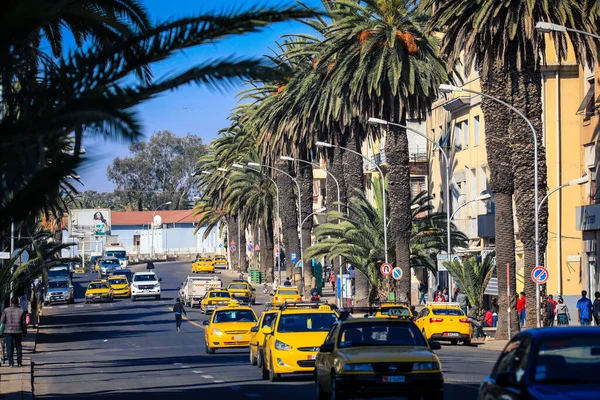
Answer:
[218, 243, 223, 248]
[290, 252, 297, 263]
[12, 249, 29, 264]
[380, 263, 393, 276]
[392, 267, 403, 280]
[0, 252, 10, 260]
[247, 245, 254, 252]
[255, 245, 261, 251]
[531, 266, 549, 285]
[230, 240, 236, 245]
[230, 245, 236, 252]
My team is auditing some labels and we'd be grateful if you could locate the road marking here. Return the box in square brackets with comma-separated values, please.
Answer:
[192, 371, 204, 374]
[213, 380, 224, 383]
[173, 363, 182, 366]
[45, 307, 53, 309]
[75, 305, 84, 308]
[201, 375, 214, 379]
[165, 306, 205, 329]
[181, 366, 190, 369]
[59, 306, 68, 309]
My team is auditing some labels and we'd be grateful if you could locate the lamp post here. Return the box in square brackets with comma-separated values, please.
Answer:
[316, 141, 389, 265]
[535, 22, 600, 40]
[248, 162, 305, 292]
[281, 156, 344, 306]
[152, 201, 172, 259]
[233, 163, 281, 280]
[440, 83, 542, 327]
[450, 194, 492, 222]
[301, 207, 327, 227]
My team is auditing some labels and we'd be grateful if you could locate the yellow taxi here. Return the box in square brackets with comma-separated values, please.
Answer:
[249, 307, 279, 366]
[372, 301, 414, 318]
[200, 288, 231, 314]
[192, 256, 215, 273]
[261, 302, 339, 381]
[203, 301, 258, 354]
[84, 280, 114, 303]
[227, 280, 256, 305]
[315, 318, 443, 400]
[213, 255, 228, 268]
[415, 302, 472, 345]
[271, 286, 302, 307]
[107, 275, 131, 298]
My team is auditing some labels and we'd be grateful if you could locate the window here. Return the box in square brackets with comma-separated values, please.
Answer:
[463, 120, 469, 149]
[492, 336, 532, 382]
[324, 324, 340, 345]
[410, 177, 426, 198]
[470, 168, 478, 216]
[454, 122, 462, 151]
[577, 78, 596, 117]
[474, 116, 480, 146]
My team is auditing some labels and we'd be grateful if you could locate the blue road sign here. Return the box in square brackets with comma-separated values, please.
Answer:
[248, 245, 254, 252]
[230, 245, 236, 252]
[392, 267, 403, 280]
[218, 243, 223, 248]
[531, 266, 549, 285]
[290, 252, 297, 263]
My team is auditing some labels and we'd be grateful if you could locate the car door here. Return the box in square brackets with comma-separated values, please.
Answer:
[479, 335, 532, 400]
[415, 308, 430, 337]
[316, 324, 340, 391]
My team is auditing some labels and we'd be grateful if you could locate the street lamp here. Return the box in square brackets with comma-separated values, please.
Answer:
[248, 162, 305, 292]
[233, 163, 282, 280]
[301, 207, 326, 227]
[450, 194, 491, 221]
[535, 22, 600, 40]
[316, 140, 389, 265]
[439, 83, 544, 327]
[152, 201, 172, 259]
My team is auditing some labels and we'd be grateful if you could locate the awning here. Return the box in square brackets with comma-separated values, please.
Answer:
[577, 85, 595, 116]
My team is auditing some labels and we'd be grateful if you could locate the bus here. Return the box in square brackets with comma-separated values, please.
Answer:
[103, 242, 128, 268]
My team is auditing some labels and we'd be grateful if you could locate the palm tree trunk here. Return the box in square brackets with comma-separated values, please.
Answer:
[277, 160, 300, 281]
[298, 158, 314, 296]
[261, 221, 275, 283]
[509, 48, 548, 329]
[479, 60, 519, 339]
[228, 216, 239, 271]
[385, 111, 413, 304]
[239, 219, 248, 273]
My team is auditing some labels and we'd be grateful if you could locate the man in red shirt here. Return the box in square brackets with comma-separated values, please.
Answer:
[517, 292, 527, 328]
[547, 294, 558, 326]
[483, 309, 494, 327]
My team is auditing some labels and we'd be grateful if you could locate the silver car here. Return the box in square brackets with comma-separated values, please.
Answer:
[45, 277, 75, 305]
[99, 257, 120, 278]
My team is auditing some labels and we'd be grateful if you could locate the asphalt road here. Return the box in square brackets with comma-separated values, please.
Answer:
[32, 261, 500, 399]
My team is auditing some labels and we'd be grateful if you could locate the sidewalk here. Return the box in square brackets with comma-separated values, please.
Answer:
[0, 327, 37, 400]
[473, 339, 508, 351]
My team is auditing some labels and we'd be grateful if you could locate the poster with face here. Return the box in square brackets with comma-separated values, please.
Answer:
[93, 211, 107, 235]
[68, 209, 111, 237]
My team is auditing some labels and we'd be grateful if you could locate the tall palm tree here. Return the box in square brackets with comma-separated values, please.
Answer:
[317, 0, 448, 304]
[423, 0, 596, 333]
[443, 253, 496, 311]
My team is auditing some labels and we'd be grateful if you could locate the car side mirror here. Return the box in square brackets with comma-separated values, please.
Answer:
[496, 371, 518, 387]
[261, 327, 273, 335]
[250, 326, 259, 333]
[428, 341, 442, 350]
[319, 343, 334, 353]
[202, 320, 210, 326]
[159, 278, 162, 282]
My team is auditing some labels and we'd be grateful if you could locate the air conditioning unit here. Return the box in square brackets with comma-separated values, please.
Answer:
[584, 239, 596, 254]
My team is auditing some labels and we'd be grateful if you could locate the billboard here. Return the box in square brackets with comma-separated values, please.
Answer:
[69, 209, 111, 237]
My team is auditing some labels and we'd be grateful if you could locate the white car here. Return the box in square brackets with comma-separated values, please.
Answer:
[131, 272, 162, 301]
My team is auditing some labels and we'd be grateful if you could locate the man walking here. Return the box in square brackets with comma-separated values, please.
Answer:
[418, 280, 426, 305]
[1, 297, 27, 367]
[593, 292, 600, 326]
[576, 290, 593, 326]
[456, 289, 468, 316]
[546, 294, 557, 327]
[173, 298, 187, 333]
[517, 292, 527, 328]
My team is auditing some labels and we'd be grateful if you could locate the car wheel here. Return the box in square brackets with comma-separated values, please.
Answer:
[256, 347, 263, 368]
[450, 339, 458, 345]
[330, 374, 347, 400]
[463, 339, 471, 346]
[269, 357, 280, 382]
[261, 354, 269, 380]
[249, 347, 257, 366]
[315, 373, 330, 400]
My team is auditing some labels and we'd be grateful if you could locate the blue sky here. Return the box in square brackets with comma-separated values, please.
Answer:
[76, 0, 321, 192]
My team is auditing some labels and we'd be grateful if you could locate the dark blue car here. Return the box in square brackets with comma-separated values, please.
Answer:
[478, 327, 600, 400]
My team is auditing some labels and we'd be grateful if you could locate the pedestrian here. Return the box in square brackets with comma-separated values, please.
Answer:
[146, 261, 155, 271]
[442, 288, 449, 302]
[238, 272, 244, 280]
[434, 290, 446, 302]
[483, 308, 494, 328]
[348, 266, 355, 289]
[556, 297, 570, 326]
[456, 289, 468, 316]
[576, 290, 593, 326]
[273, 277, 279, 293]
[433, 285, 441, 301]
[330, 273, 336, 292]
[467, 305, 485, 341]
[0, 297, 27, 367]
[593, 292, 600, 326]
[34, 278, 44, 317]
[173, 298, 187, 333]
[283, 277, 292, 287]
[517, 292, 526, 328]
[418, 280, 426, 305]
[547, 294, 557, 327]
[491, 298, 499, 327]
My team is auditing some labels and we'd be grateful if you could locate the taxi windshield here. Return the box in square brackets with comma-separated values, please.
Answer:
[339, 321, 427, 348]
[278, 289, 299, 295]
[210, 292, 231, 298]
[229, 284, 247, 290]
[88, 283, 108, 290]
[432, 308, 464, 316]
[49, 281, 68, 289]
[277, 313, 337, 333]
[197, 258, 212, 262]
[109, 279, 127, 285]
[379, 307, 411, 317]
[213, 310, 257, 323]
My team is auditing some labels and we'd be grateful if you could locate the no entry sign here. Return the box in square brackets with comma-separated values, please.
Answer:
[531, 266, 549, 285]
[380, 263, 393, 276]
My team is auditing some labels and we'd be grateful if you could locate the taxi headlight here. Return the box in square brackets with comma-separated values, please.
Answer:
[212, 328, 224, 336]
[343, 363, 373, 372]
[274, 340, 293, 351]
[413, 362, 439, 371]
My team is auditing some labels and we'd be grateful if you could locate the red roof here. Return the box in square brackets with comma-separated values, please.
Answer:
[111, 210, 198, 226]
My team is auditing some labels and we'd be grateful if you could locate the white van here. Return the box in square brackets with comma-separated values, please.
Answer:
[103, 243, 127, 268]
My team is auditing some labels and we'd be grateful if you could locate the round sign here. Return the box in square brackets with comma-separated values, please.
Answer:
[153, 214, 162, 227]
[380, 263, 393, 276]
[230, 245, 236, 252]
[247, 245, 254, 252]
[531, 266, 549, 285]
[12, 249, 30, 264]
[218, 243, 223, 248]
[392, 267, 403, 280]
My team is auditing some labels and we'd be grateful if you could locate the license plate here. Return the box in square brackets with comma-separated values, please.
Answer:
[233, 336, 243, 340]
[445, 332, 461, 337]
[383, 376, 405, 383]
[307, 354, 316, 360]
[235, 293, 244, 296]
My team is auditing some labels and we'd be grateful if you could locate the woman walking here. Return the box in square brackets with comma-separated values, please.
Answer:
[0, 297, 27, 367]
[556, 297, 571, 326]
[173, 298, 187, 333]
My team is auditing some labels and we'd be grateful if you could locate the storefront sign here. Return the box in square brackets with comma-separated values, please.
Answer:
[576, 205, 600, 230]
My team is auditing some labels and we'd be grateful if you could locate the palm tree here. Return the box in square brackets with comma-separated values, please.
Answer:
[315, 0, 448, 304]
[423, 0, 596, 333]
[443, 253, 496, 311]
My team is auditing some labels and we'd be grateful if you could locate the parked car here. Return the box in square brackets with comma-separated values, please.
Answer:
[48, 264, 72, 283]
[44, 277, 75, 305]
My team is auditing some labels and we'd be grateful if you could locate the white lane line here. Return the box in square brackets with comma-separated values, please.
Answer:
[201, 375, 214, 379]
[173, 363, 182, 366]
[181, 366, 190, 369]
[75, 305, 84, 308]
[213, 380, 224, 383]
[59, 306, 68, 309]
[45, 307, 53, 309]
[192, 370, 204, 374]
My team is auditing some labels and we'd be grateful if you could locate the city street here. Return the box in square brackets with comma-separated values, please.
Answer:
[32, 261, 500, 399]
